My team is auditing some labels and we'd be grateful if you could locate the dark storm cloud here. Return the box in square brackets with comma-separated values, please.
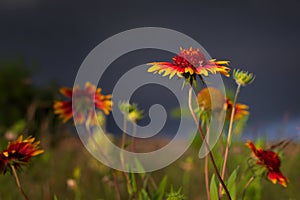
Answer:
[1, 0, 300, 133]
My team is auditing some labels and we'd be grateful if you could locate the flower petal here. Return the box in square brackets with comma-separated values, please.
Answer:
[59, 87, 73, 97]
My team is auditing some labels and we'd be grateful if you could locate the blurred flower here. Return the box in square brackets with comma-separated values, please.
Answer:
[180, 156, 195, 172]
[246, 141, 288, 187]
[233, 69, 255, 86]
[54, 82, 112, 125]
[148, 47, 230, 85]
[66, 178, 77, 190]
[119, 101, 143, 123]
[225, 99, 249, 121]
[196, 87, 249, 122]
[4, 131, 17, 141]
[197, 87, 226, 112]
[0, 135, 44, 174]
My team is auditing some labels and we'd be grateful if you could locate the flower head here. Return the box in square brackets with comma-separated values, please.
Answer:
[0, 135, 44, 174]
[246, 140, 288, 187]
[119, 101, 143, 123]
[197, 87, 226, 112]
[54, 82, 113, 125]
[148, 47, 230, 85]
[233, 69, 255, 86]
[196, 87, 249, 121]
[226, 99, 249, 121]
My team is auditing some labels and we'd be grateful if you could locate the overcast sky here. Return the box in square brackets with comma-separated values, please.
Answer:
[1, 0, 299, 138]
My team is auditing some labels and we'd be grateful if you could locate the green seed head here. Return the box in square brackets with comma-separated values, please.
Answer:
[233, 69, 255, 86]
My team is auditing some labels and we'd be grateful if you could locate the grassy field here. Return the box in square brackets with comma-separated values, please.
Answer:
[0, 132, 298, 200]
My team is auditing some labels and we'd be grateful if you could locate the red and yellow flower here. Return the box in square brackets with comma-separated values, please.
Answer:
[226, 99, 249, 121]
[147, 47, 230, 84]
[54, 82, 112, 125]
[0, 135, 44, 174]
[246, 140, 288, 187]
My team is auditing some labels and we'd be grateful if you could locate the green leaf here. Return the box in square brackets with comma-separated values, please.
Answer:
[126, 165, 137, 195]
[134, 158, 146, 179]
[227, 168, 238, 200]
[53, 195, 58, 200]
[153, 176, 168, 200]
[210, 174, 218, 200]
[130, 172, 137, 193]
[139, 189, 151, 200]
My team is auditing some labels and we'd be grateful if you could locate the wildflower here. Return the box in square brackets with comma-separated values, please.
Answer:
[233, 69, 255, 86]
[180, 156, 195, 172]
[196, 87, 249, 121]
[119, 101, 143, 123]
[197, 87, 226, 112]
[0, 135, 44, 174]
[246, 141, 288, 187]
[225, 99, 249, 121]
[54, 82, 112, 125]
[147, 47, 230, 85]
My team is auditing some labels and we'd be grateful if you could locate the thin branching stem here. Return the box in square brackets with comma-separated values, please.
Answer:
[10, 164, 29, 200]
[205, 124, 210, 200]
[188, 87, 231, 200]
[242, 176, 255, 199]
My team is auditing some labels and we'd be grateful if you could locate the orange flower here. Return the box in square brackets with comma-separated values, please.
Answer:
[246, 141, 288, 187]
[54, 82, 112, 125]
[148, 47, 230, 84]
[0, 135, 44, 174]
[196, 87, 249, 121]
[225, 99, 249, 121]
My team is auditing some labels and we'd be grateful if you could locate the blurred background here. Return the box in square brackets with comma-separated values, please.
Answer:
[1, 0, 299, 138]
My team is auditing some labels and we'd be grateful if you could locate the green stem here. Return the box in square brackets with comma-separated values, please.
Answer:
[219, 84, 241, 197]
[188, 87, 231, 200]
[242, 176, 255, 199]
[205, 124, 210, 200]
[120, 115, 136, 199]
[121, 115, 127, 149]
[85, 122, 121, 200]
[10, 165, 29, 200]
[131, 122, 137, 152]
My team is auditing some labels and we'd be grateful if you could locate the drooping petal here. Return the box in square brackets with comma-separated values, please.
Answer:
[268, 171, 288, 187]
[246, 141, 288, 187]
[245, 140, 258, 157]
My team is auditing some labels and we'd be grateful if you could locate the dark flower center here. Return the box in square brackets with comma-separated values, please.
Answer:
[173, 49, 207, 69]
[73, 93, 95, 113]
[258, 150, 281, 171]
